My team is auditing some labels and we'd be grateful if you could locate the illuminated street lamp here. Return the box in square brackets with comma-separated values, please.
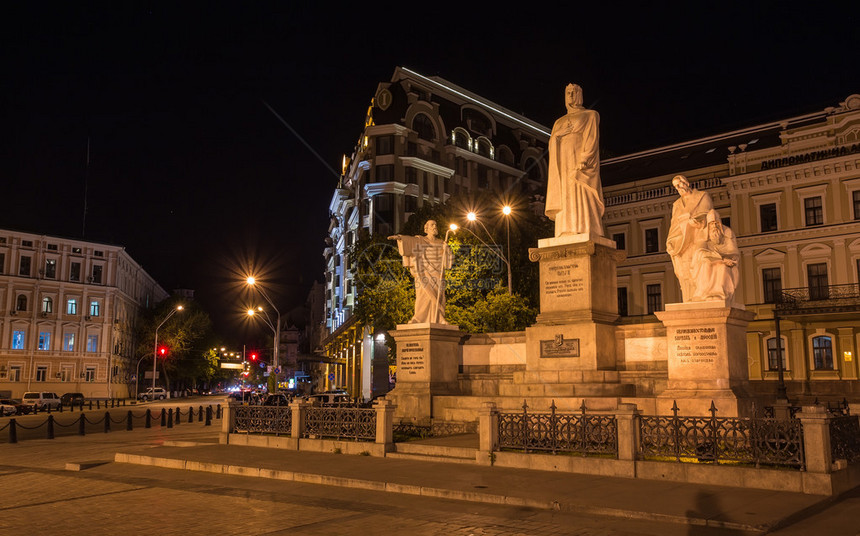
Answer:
[153, 305, 183, 396]
[246, 277, 281, 373]
[464, 212, 512, 295]
[501, 205, 513, 292]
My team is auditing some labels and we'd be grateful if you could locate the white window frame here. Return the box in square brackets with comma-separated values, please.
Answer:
[752, 191, 783, 233]
[795, 184, 828, 227]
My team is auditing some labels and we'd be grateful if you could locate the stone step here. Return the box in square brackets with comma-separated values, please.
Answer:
[385, 452, 476, 465]
[394, 442, 477, 459]
[498, 382, 635, 397]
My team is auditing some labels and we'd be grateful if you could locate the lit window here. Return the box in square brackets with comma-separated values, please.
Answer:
[813, 336, 833, 370]
[90, 301, 100, 316]
[42, 297, 53, 313]
[67, 299, 78, 315]
[38, 332, 51, 351]
[63, 333, 75, 352]
[87, 334, 99, 353]
[12, 330, 25, 350]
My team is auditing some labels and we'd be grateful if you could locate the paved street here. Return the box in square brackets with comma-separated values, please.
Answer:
[0, 405, 857, 535]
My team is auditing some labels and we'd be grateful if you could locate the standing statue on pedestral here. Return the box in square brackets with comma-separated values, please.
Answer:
[545, 83, 605, 238]
[666, 175, 716, 302]
[389, 220, 452, 324]
[691, 210, 740, 303]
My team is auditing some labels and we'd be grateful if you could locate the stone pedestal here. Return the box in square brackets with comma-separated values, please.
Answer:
[655, 301, 756, 417]
[387, 323, 463, 424]
[525, 235, 624, 372]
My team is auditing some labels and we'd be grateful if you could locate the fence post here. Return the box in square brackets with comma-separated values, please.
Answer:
[47, 415, 55, 439]
[167, 408, 173, 428]
[206, 405, 212, 426]
[9, 418, 17, 443]
[127, 410, 133, 431]
[188, 407, 193, 423]
[104, 411, 111, 433]
[198, 405, 203, 422]
[173, 407, 180, 426]
[615, 403, 639, 463]
[79, 414, 86, 436]
[290, 399, 307, 441]
[374, 398, 396, 450]
[219, 402, 234, 443]
[145, 409, 152, 428]
[772, 399, 792, 420]
[477, 401, 499, 465]
[160, 409, 166, 427]
[217, 404, 222, 419]
[798, 405, 834, 495]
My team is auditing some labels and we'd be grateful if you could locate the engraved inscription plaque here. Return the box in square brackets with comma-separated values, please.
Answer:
[540, 334, 580, 358]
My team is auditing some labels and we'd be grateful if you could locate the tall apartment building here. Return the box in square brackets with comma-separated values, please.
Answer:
[0, 229, 168, 399]
[321, 67, 551, 400]
[604, 93, 860, 398]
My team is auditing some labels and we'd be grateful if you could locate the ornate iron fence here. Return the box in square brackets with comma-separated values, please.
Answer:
[498, 401, 617, 456]
[830, 415, 860, 464]
[639, 402, 804, 468]
[393, 420, 476, 440]
[304, 406, 376, 441]
[233, 405, 292, 435]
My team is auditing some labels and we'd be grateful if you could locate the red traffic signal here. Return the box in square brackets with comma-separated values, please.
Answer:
[158, 346, 169, 357]
[250, 353, 257, 361]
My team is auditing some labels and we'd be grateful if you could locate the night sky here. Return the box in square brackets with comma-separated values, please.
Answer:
[3, 3, 858, 342]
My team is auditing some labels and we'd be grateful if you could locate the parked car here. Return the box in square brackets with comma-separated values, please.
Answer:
[262, 393, 290, 406]
[0, 400, 17, 416]
[21, 391, 62, 411]
[60, 392, 85, 406]
[138, 387, 167, 401]
[0, 399, 31, 415]
[306, 391, 351, 406]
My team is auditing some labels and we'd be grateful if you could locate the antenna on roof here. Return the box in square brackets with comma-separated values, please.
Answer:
[82, 137, 90, 238]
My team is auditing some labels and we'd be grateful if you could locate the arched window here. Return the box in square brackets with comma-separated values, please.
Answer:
[812, 336, 833, 370]
[524, 157, 541, 181]
[413, 114, 436, 141]
[452, 128, 470, 150]
[16, 294, 27, 311]
[766, 337, 786, 371]
[497, 146, 514, 166]
[476, 137, 493, 159]
[42, 297, 53, 313]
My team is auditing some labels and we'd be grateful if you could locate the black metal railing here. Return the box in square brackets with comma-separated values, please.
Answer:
[638, 402, 804, 468]
[830, 415, 860, 464]
[498, 401, 617, 456]
[304, 406, 376, 441]
[776, 284, 860, 313]
[234, 405, 292, 435]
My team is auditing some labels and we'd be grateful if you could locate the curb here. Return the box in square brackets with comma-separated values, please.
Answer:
[114, 453, 770, 533]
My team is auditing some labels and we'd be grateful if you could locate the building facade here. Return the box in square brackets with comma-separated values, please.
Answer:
[321, 67, 551, 400]
[0, 229, 168, 399]
[604, 93, 860, 399]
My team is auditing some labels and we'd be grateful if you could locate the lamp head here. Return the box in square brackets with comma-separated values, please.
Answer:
[246, 276, 256, 286]
[502, 205, 512, 216]
[466, 212, 477, 222]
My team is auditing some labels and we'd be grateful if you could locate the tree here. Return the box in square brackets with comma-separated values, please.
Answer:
[348, 231, 414, 330]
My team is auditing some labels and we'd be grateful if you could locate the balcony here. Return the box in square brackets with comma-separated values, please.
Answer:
[775, 284, 860, 315]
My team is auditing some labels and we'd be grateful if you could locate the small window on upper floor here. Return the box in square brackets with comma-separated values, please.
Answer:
[644, 228, 660, 254]
[94, 250, 104, 257]
[853, 191, 860, 220]
[47, 244, 58, 251]
[16, 294, 27, 311]
[44, 259, 56, 278]
[72, 247, 82, 254]
[612, 233, 626, 251]
[376, 135, 393, 155]
[804, 196, 823, 226]
[91, 264, 103, 284]
[19, 255, 31, 276]
[760, 203, 778, 232]
[21, 240, 33, 248]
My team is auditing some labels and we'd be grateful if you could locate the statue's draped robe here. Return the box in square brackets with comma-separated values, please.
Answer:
[545, 107, 604, 237]
[691, 226, 740, 303]
[666, 190, 715, 302]
[396, 235, 452, 324]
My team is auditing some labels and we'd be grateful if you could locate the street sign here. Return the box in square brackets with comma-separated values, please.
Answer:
[130, 375, 137, 382]
[328, 373, 335, 381]
[144, 371, 160, 379]
[274, 367, 281, 374]
[220, 363, 244, 370]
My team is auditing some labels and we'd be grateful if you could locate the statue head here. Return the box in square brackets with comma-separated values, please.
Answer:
[706, 209, 724, 241]
[565, 84, 583, 112]
[672, 175, 692, 195]
[424, 219, 439, 238]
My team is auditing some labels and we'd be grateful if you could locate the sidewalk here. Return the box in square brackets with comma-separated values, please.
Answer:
[112, 432, 839, 534]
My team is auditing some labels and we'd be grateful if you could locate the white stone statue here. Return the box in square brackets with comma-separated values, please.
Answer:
[545, 83, 605, 238]
[389, 220, 452, 324]
[666, 175, 715, 302]
[691, 210, 740, 303]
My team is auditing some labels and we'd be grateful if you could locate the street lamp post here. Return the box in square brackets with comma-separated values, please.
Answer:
[501, 205, 513, 292]
[247, 277, 281, 375]
[153, 305, 183, 396]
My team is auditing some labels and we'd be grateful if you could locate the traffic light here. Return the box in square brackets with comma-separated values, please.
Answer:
[250, 353, 257, 361]
[158, 346, 169, 357]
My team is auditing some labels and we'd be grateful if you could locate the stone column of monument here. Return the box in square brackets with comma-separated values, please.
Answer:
[656, 176, 755, 417]
[386, 220, 464, 424]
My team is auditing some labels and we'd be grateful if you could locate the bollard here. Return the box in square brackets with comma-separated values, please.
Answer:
[167, 408, 173, 429]
[127, 410, 133, 431]
[9, 418, 17, 443]
[47, 404, 51, 414]
[96, 400, 101, 410]
[145, 409, 152, 428]
[80, 400, 84, 411]
[79, 414, 86, 436]
[104, 411, 111, 433]
[88, 401, 93, 410]
[58, 403, 63, 413]
[217, 404, 222, 419]
[188, 407, 193, 423]
[205, 406, 212, 426]
[174, 407, 181, 426]
[33, 405, 38, 415]
[47, 415, 55, 439]
[198, 405, 203, 422]
[160, 409, 166, 427]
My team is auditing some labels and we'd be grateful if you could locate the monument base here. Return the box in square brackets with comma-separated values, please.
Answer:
[655, 301, 756, 417]
[387, 323, 463, 424]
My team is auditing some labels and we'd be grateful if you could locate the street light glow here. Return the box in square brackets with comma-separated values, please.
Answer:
[466, 212, 477, 222]
[247, 309, 255, 316]
[502, 205, 512, 215]
[449, 223, 458, 231]
[246, 276, 256, 285]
